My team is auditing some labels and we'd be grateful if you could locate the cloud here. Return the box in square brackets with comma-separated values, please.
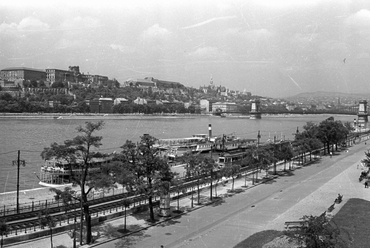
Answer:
[225, 28, 273, 40]
[0, 23, 19, 37]
[188, 46, 227, 59]
[141, 24, 170, 40]
[53, 16, 102, 50]
[344, 9, 370, 27]
[0, 17, 49, 36]
[110, 44, 136, 54]
[54, 38, 81, 50]
[255, 0, 321, 8]
[356, 52, 370, 59]
[181, 16, 237, 30]
[18, 17, 49, 31]
[60, 16, 102, 30]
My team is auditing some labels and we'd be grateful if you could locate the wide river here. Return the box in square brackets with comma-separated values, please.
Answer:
[0, 114, 355, 193]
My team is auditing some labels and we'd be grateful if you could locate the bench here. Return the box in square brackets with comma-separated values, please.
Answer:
[335, 194, 343, 204]
[284, 220, 308, 230]
[328, 203, 335, 212]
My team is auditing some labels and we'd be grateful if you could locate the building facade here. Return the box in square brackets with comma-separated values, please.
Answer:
[0, 67, 46, 81]
[88, 98, 113, 113]
[46, 69, 72, 83]
[211, 102, 238, 113]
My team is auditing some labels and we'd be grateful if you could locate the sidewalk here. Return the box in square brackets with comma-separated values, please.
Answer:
[7, 143, 370, 248]
[5, 163, 289, 247]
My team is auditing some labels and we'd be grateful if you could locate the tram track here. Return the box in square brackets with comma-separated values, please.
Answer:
[3, 164, 271, 236]
[2, 176, 204, 235]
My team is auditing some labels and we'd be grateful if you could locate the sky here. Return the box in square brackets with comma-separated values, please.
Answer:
[2, 0, 370, 98]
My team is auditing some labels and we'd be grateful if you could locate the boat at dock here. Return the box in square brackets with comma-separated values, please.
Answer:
[38, 157, 110, 187]
[157, 133, 257, 162]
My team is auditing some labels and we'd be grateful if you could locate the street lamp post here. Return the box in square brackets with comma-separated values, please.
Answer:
[12, 150, 25, 214]
[253, 131, 261, 185]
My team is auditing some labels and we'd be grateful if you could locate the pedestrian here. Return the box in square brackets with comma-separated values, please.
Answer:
[330, 152, 332, 158]
[365, 181, 368, 188]
[222, 176, 226, 186]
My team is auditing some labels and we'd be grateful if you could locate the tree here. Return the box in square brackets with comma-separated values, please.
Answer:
[0, 219, 8, 248]
[221, 162, 241, 191]
[286, 214, 340, 248]
[111, 143, 136, 232]
[41, 121, 114, 244]
[361, 150, 370, 167]
[0, 93, 13, 102]
[38, 209, 56, 248]
[49, 187, 79, 247]
[250, 146, 274, 182]
[295, 122, 323, 162]
[119, 134, 174, 222]
[172, 177, 187, 213]
[200, 156, 218, 200]
[184, 153, 203, 206]
[317, 119, 348, 155]
[274, 142, 294, 171]
[50, 187, 76, 213]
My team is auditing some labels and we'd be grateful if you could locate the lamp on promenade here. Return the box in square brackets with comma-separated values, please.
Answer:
[12, 150, 25, 214]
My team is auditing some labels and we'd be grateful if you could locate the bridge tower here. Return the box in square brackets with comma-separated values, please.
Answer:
[357, 100, 368, 131]
[250, 99, 262, 119]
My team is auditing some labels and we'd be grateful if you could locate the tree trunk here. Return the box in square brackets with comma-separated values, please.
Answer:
[197, 178, 200, 204]
[148, 196, 155, 221]
[83, 204, 92, 244]
[210, 171, 213, 200]
[50, 228, 53, 248]
[124, 206, 127, 231]
[326, 143, 330, 155]
[215, 182, 218, 197]
[191, 187, 194, 208]
[177, 192, 180, 210]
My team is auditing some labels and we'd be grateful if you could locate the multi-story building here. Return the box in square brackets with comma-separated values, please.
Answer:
[45, 69, 72, 83]
[211, 102, 238, 113]
[100, 98, 113, 113]
[200, 99, 217, 113]
[0, 67, 46, 82]
[113, 98, 129, 105]
[87, 98, 113, 113]
[86, 74, 109, 85]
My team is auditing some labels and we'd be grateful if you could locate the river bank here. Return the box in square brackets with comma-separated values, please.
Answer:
[0, 112, 354, 120]
[0, 112, 205, 120]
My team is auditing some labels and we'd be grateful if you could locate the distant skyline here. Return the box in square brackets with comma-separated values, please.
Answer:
[2, 0, 370, 98]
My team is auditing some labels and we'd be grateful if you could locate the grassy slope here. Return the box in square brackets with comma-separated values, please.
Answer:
[234, 198, 370, 248]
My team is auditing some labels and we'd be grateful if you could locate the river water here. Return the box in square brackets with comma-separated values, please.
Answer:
[0, 114, 355, 193]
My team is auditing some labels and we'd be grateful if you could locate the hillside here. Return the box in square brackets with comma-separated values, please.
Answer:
[285, 91, 370, 105]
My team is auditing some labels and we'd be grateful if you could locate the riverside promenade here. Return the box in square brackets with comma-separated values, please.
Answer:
[5, 140, 370, 248]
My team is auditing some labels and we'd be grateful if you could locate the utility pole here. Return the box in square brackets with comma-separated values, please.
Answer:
[12, 150, 26, 214]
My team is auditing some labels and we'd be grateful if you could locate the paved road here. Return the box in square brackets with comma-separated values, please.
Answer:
[92, 143, 369, 248]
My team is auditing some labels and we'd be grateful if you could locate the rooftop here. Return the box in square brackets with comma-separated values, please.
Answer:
[1, 67, 45, 73]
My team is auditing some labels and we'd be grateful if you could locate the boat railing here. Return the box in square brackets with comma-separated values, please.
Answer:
[41, 166, 100, 174]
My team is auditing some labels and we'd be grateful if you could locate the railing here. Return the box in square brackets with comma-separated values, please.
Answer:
[2, 134, 365, 239]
